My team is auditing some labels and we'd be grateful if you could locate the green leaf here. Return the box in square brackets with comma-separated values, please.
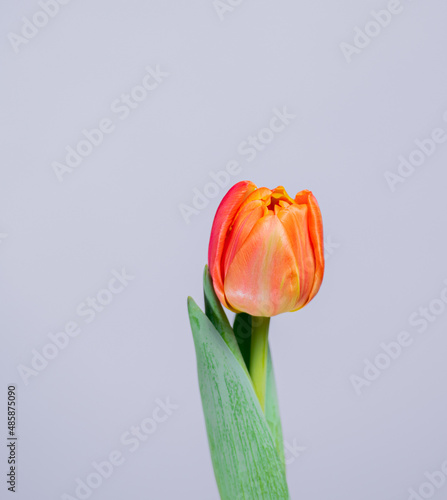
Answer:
[265, 347, 286, 468]
[203, 266, 249, 377]
[234, 313, 285, 467]
[233, 313, 252, 369]
[188, 297, 289, 500]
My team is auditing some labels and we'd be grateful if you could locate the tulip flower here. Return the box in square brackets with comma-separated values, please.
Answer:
[188, 180, 325, 500]
[208, 180, 325, 318]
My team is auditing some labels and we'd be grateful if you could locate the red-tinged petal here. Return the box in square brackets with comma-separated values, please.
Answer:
[208, 181, 257, 307]
[222, 200, 267, 277]
[277, 204, 315, 310]
[224, 214, 300, 317]
[295, 190, 325, 304]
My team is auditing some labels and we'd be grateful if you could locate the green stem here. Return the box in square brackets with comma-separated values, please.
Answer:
[249, 317, 270, 412]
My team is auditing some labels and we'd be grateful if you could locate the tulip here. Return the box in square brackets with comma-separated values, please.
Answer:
[188, 181, 325, 496]
[208, 180, 325, 318]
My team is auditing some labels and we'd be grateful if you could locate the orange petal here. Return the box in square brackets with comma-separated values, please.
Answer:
[277, 204, 315, 310]
[271, 186, 294, 204]
[208, 181, 257, 308]
[294, 190, 325, 304]
[234, 187, 272, 217]
[222, 200, 267, 277]
[224, 214, 300, 317]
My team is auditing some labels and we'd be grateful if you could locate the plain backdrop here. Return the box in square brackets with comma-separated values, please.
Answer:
[1, 1, 447, 499]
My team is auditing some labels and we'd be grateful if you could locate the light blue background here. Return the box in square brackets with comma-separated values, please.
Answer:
[1, 1, 447, 499]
